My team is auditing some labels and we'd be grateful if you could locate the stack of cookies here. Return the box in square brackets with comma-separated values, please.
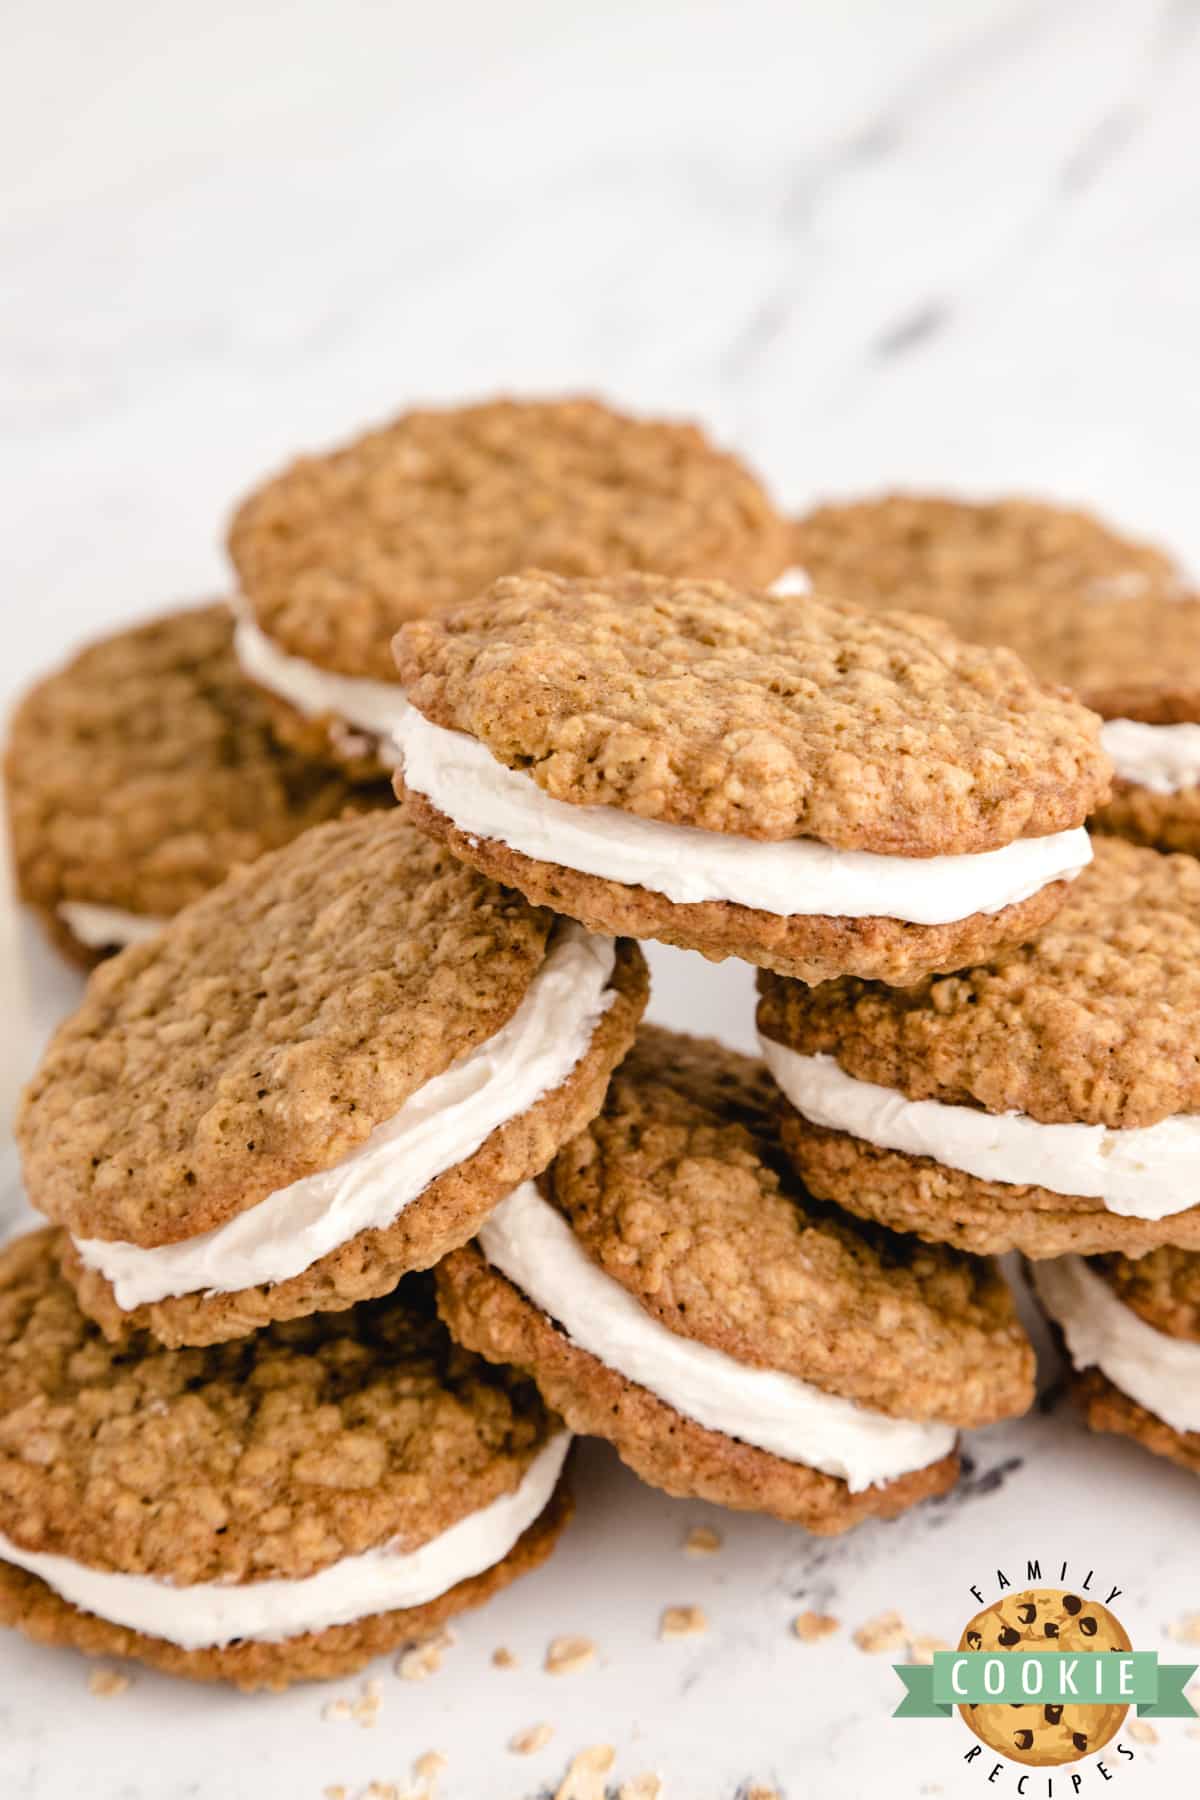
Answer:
[3, 400, 1192, 1695]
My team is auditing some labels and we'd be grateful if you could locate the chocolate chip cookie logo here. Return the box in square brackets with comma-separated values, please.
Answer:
[892, 1565, 1197, 1789]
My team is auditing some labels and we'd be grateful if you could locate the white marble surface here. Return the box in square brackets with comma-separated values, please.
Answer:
[4, 1, 1200, 1794]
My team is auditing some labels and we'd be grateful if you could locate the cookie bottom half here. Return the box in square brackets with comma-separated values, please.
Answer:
[0, 1482, 572, 1692]
[435, 1245, 959, 1534]
[398, 787, 1074, 988]
[1071, 1367, 1200, 1479]
[777, 1107, 1200, 1259]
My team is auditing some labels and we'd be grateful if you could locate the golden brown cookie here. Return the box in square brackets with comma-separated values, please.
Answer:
[4, 604, 393, 967]
[393, 569, 1109, 986]
[792, 492, 1200, 855]
[228, 396, 790, 777]
[958, 1589, 1130, 1766]
[0, 1230, 571, 1690]
[18, 811, 647, 1346]
[759, 837, 1200, 1256]
[436, 1028, 1034, 1530]
[1070, 1368, 1200, 1479]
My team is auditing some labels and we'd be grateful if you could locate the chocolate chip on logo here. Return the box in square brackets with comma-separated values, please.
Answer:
[1072, 1732, 1089, 1753]
[1044, 1621, 1059, 1638]
[1079, 1617, 1098, 1637]
[998, 1626, 1021, 1647]
[1014, 1730, 1034, 1751]
[1044, 1704, 1064, 1725]
[1062, 1595, 1083, 1615]
[966, 1630, 982, 1649]
[1017, 1602, 1037, 1625]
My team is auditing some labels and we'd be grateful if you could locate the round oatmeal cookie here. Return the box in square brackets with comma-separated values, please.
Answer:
[436, 1028, 1034, 1529]
[228, 396, 790, 775]
[759, 837, 1200, 1256]
[393, 570, 1108, 985]
[1070, 1366, 1200, 1480]
[4, 604, 393, 967]
[791, 492, 1200, 854]
[1092, 1245, 1200, 1341]
[0, 1231, 571, 1690]
[958, 1588, 1131, 1766]
[18, 810, 647, 1346]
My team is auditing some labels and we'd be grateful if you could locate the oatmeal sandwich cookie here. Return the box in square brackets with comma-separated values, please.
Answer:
[392, 569, 1110, 986]
[1034, 1248, 1200, 1480]
[758, 837, 1200, 1258]
[0, 1232, 571, 1690]
[436, 1028, 1035, 1533]
[228, 396, 791, 779]
[17, 811, 646, 1347]
[4, 604, 393, 966]
[792, 492, 1200, 856]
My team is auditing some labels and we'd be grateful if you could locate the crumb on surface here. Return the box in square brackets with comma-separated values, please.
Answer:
[509, 1722, 555, 1755]
[323, 1787, 347, 1800]
[792, 1611, 839, 1643]
[414, 1748, 447, 1785]
[659, 1605, 708, 1641]
[492, 1645, 518, 1669]
[545, 1634, 597, 1676]
[908, 1634, 949, 1665]
[853, 1609, 910, 1654]
[87, 1666, 130, 1698]
[553, 1745, 615, 1800]
[684, 1525, 722, 1557]
[396, 1629, 455, 1682]
[1126, 1718, 1159, 1746]
[1168, 1612, 1200, 1646]
[619, 1777, 664, 1799]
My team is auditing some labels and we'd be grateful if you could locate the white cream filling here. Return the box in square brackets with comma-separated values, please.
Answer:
[1033, 1258, 1200, 1435]
[478, 1180, 954, 1491]
[74, 924, 616, 1307]
[0, 1432, 569, 1652]
[392, 705, 1091, 926]
[232, 609, 408, 761]
[58, 902, 166, 950]
[769, 566, 813, 595]
[760, 1038, 1200, 1223]
[1101, 719, 1200, 796]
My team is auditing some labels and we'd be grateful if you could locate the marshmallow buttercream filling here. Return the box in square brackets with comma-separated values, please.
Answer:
[478, 1180, 955, 1491]
[760, 1038, 1200, 1222]
[233, 610, 408, 761]
[1034, 1257, 1200, 1435]
[1101, 718, 1200, 796]
[58, 902, 166, 951]
[0, 1431, 570, 1651]
[74, 924, 617, 1307]
[392, 705, 1092, 926]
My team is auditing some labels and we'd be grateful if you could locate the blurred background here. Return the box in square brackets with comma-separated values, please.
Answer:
[6, 0, 1199, 713]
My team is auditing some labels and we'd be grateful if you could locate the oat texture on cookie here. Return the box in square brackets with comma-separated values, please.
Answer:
[541, 1028, 1033, 1425]
[229, 397, 790, 678]
[17, 811, 557, 1245]
[394, 570, 1109, 855]
[4, 604, 392, 951]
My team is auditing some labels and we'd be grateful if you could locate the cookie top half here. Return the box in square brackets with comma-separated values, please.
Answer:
[394, 570, 1109, 856]
[18, 811, 556, 1245]
[792, 492, 1198, 719]
[538, 1028, 1031, 1425]
[0, 1231, 552, 1584]
[759, 836, 1200, 1130]
[229, 397, 790, 681]
[5, 605, 391, 928]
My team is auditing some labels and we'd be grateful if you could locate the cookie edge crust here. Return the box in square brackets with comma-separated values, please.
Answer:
[1091, 779, 1200, 858]
[435, 1245, 959, 1534]
[249, 679, 395, 783]
[397, 785, 1076, 986]
[61, 940, 648, 1347]
[777, 1108, 1200, 1258]
[1071, 1366, 1200, 1479]
[0, 1478, 571, 1692]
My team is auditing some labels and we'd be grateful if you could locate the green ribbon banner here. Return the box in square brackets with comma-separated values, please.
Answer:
[893, 1651, 1198, 1720]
